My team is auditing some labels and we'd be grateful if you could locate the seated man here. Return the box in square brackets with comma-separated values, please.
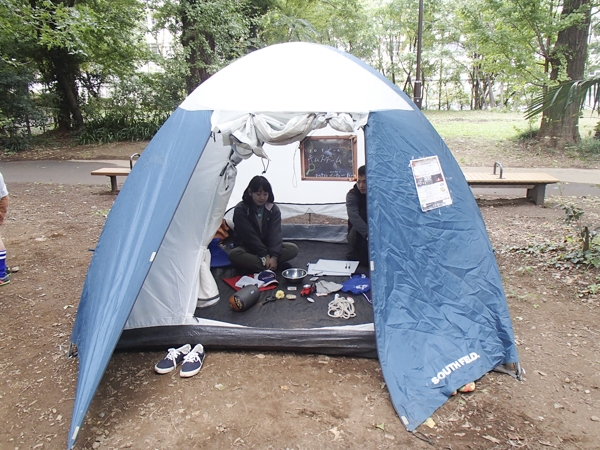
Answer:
[346, 165, 369, 266]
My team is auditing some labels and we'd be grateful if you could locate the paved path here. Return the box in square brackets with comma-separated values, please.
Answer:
[0, 159, 129, 185]
[1, 160, 599, 198]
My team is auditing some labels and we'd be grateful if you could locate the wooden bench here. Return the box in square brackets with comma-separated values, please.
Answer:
[90, 167, 131, 192]
[463, 163, 559, 206]
[90, 153, 140, 192]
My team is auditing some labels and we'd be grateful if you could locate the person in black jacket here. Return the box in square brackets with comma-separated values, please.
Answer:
[229, 176, 298, 272]
[346, 165, 368, 265]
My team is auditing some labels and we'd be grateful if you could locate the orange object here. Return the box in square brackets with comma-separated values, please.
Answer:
[458, 381, 476, 393]
[214, 219, 230, 241]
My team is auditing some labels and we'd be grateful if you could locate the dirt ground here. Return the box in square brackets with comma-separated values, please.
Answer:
[0, 139, 599, 449]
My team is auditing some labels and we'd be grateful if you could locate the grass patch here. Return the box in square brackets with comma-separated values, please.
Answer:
[423, 110, 599, 142]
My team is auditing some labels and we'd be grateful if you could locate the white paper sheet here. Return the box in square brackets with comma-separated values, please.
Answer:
[307, 259, 359, 276]
[410, 155, 453, 212]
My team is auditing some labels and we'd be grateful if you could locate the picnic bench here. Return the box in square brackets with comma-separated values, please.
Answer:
[91, 153, 140, 192]
[463, 162, 559, 206]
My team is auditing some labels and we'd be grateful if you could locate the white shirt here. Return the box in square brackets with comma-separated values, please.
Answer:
[0, 172, 8, 198]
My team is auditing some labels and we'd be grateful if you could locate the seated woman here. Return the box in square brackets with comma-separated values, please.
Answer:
[229, 176, 298, 272]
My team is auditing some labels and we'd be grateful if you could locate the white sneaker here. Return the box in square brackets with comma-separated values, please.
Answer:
[154, 344, 191, 374]
[180, 344, 206, 378]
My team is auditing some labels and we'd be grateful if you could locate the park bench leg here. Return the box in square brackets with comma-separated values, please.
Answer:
[527, 184, 546, 206]
[109, 176, 118, 192]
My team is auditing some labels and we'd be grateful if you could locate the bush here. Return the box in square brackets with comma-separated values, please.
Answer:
[77, 71, 184, 144]
[0, 132, 30, 153]
[77, 114, 167, 144]
[576, 136, 600, 159]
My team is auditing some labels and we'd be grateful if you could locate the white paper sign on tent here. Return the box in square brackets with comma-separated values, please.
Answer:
[410, 155, 453, 212]
[307, 259, 359, 276]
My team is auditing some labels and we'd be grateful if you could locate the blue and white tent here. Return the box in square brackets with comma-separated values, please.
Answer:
[68, 42, 520, 448]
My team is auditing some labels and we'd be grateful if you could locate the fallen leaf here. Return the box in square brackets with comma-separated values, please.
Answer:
[423, 417, 436, 428]
[483, 435, 501, 444]
[329, 426, 342, 440]
[375, 423, 385, 431]
[214, 384, 225, 390]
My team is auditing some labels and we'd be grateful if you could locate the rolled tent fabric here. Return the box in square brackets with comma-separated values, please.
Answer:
[212, 111, 368, 156]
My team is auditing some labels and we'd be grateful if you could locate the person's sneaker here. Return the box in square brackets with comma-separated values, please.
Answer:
[0, 274, 10, 286]
[154, 344, 191, 374]
[180, 344, 206, 378]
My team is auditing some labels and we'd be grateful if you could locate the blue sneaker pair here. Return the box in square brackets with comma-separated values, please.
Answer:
[154, 344, 206, 377]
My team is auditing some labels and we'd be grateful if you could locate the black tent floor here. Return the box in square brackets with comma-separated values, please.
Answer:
[202, 240, 373, 329]
[117, 240, 377, 357]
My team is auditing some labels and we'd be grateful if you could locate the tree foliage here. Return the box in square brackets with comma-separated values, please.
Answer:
[0, 0, 598, 152]
[150, 0, 275, 93]
[1, 0, 146, 136]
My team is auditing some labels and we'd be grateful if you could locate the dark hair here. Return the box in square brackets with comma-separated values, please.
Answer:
[242, 175, 275, 204]
[358, 165, 366, 177]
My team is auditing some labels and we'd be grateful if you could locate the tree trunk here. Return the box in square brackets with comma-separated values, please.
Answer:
[488, 75, 496, 108]
[181, 2, 215, 94]
[538, 0, 591, 147]
[438, 61, 443, 110]
[388, 36, 395, 85]
[48, 48, 84, 131]
[30, 0, 83, 132]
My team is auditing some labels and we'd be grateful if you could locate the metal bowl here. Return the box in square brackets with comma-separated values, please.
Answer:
[282, 268, 307, 284]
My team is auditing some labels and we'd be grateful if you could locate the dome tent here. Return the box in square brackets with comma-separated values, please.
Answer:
[67, 42, 520, 448]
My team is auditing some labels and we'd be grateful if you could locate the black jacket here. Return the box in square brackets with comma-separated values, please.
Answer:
[346, 184, 368, 239]
[232, 200, 283, 258]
